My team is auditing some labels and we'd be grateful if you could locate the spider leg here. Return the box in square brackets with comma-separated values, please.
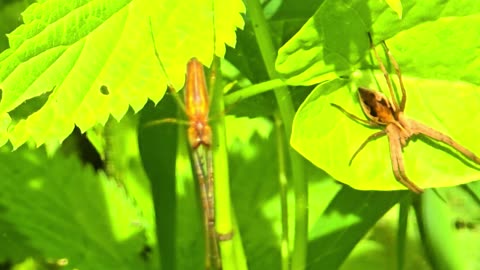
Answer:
[144, 118, 190, 128]
[388, 132, 424, 193]
[349, 130, 387, 165]
[411, 120, 480, 164]
[382, 41, 407, 111]
[367, 33, 400, 112]
[331, 103, 380, 127]
[192, 150, 213, 269]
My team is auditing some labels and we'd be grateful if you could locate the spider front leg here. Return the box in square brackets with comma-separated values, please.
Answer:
[330, 103, 387, 164]
[387, 127, 423, 193]
[330, 103, 380, 127]
[349, 130, 386, 165]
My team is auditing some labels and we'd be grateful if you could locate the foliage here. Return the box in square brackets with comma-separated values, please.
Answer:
[285, 0, 480, 190]
[0, 0, 479, 270]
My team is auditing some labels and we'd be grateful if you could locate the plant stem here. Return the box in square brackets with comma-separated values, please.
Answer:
[245, 0, 308, 269]
[224, 78, 287, 106]
[275, 111, 290, 270]
[210, 57, 247, 270]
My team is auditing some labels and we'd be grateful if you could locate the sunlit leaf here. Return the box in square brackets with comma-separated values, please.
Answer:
[286, 0, 480, 191]
[276, 0, 480, 86]
[385, 0, 402, 19]
[0, 0, 245, 148]
[292, 73, 480, 190]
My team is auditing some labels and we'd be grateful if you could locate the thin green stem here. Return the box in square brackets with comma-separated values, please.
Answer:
[275, 111, 290, 270]
[245, 0, 308, 269]
[210, 57, 247, 270]
[224, 78, 287, 106]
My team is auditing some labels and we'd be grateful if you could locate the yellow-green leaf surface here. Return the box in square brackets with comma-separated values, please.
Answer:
[385, 0, 402, 19]
[276, 0, 480, 86]
[0, 0, 245, 148]
[292, 75, 480, 191]
[286, 1, 480, 190]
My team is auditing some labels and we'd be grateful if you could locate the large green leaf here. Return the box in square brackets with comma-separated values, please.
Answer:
[307, 187, 405, 269]
[276, 0, 480, 86]
[339, 197, 430, 270]
[417, 186, 480, 270]
[0, 0, 245, 148]
[292, 72, 480, 190]
[287, 2, 480, 191]
[138, 98, 201, 270]
[418, 190, 465, 270]
[0, 148, 148, 269]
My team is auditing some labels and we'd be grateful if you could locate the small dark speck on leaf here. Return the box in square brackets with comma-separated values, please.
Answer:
[100, 85, 109, 95]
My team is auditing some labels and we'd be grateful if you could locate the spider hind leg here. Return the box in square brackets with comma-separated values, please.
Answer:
[388, 132, 423, 193]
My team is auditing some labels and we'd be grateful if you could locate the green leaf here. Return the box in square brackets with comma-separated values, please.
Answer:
[0, 148, 147, 269]
[292, 70, 480, 190]
[223, 115, 346, 270]
[289, 2, 480, 191]
[385, 0, 403, 19]
[340, 199, 429, 270]
[276, 0, 480, 86]
[418, 186, 480, 270]
[226, 116, 283, 270]
[102, 111, 158, 267]
[0, 0, 245, 149]
[0, 0, 33, 52]
[418, 190, 466, 270]
[140, 99, 193, 270]
[307, 187, 405, 269]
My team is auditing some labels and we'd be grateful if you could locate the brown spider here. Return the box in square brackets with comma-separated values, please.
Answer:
[331, 33, 480, 193]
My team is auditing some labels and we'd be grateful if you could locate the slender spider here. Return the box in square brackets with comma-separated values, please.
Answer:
[331, 33, 480, 193]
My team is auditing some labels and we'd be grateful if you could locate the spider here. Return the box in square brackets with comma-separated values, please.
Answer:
[331, 33, 480, 193]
